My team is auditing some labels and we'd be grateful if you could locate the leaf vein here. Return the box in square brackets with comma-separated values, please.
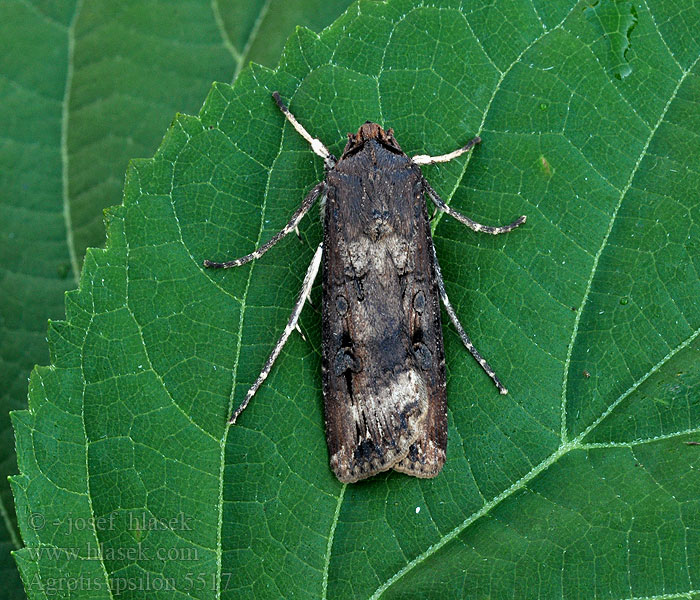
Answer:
[210, 0, 241, 65]
[561, 53, 700, 441]
[580, 426, 700, 448]
[322, 484, 346, 600]
[61, 0, 82, 287]
[579, 326, 700, 444]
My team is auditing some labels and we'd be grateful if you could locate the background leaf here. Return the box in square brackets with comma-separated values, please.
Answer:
[0, 1, 352, 597]
[10, 0, 700, 598]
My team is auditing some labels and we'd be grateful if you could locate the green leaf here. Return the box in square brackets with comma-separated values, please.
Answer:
[584, 0, 638, 80]
[11, 0, 700, 598]
[0, 2, 352, 596]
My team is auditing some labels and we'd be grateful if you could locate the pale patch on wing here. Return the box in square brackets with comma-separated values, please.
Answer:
[331, 369, 429, 483]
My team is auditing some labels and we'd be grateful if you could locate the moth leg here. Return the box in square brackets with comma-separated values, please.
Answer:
[423, 179, 526, 235]
[431, 243, 508, 395]
[204, 182, 324, 268]
[412, 135, 481, 165]
[228, 242, 324, 424]
[272, 91, 336, 169]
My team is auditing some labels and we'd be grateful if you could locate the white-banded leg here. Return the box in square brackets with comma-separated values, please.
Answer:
[228, 243, 324, 424]
[424, 179, 526, 234]
[204, 182, 324, 268]
[431, 243, 508, 395]
[272, 92, 336, 170]
[412, 135, 482, 165]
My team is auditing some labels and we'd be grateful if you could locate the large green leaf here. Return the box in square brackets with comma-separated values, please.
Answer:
[0, 2, 352, 596]
[11, 0, 700, 598]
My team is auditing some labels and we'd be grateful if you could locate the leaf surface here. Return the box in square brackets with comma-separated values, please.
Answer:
[0, 1, 351, 596]
[11, 0, 700, 598]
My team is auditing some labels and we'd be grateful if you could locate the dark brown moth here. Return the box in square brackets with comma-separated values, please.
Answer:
[204, 92, 525, 483]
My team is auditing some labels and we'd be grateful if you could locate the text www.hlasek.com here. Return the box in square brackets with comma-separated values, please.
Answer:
[24, 540, 199, 562]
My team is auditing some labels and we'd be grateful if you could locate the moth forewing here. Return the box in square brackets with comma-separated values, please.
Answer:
[321, 134, 448, 482]
[204, 94, 526, 483]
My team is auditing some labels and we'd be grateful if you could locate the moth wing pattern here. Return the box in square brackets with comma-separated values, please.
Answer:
[390, 220, 448, 479]
[321, 135, 448, 483]
[207, 94, 526, 484]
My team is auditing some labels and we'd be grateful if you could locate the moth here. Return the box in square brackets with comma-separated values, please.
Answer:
[205, 92, 526, 483]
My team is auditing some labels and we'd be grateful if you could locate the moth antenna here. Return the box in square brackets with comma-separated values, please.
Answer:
[412, 136, 481, 165]
[272, 92, 336, 169]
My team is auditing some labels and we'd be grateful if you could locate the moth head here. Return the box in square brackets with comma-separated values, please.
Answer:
[340, 121, 403, 158]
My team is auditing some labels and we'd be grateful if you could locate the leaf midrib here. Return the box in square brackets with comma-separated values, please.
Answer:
[62, 0, 82, 287]
[231, 0, 273, 82]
